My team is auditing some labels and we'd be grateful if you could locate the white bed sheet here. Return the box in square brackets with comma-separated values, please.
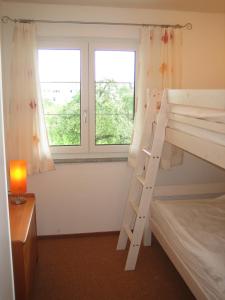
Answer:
[150, 197, 225, 300]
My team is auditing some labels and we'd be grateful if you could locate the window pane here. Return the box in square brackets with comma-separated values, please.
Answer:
[38, 50, 81, 146]
[39, 50, 80, 82]
[45, 115, 80, 146]
[95, 51, 135, 145]
[95, 51, 135, 83]
[41, 83, 80, 114]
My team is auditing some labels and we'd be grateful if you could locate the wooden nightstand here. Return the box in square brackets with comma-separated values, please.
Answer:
[9, 193, 38, 300]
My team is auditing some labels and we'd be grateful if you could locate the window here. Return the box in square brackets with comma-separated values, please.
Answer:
[39, 49, 81, 146]
[38, 39, 136, 159]
[94, 50, 135, 146]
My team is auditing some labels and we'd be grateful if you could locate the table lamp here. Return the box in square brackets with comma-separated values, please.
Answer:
[9, 160, 27, 204]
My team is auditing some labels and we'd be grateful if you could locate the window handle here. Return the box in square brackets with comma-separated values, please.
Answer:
[83, 110, 88, 124]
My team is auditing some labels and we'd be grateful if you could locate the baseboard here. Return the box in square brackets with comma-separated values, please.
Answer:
[38, 230, 119, 240]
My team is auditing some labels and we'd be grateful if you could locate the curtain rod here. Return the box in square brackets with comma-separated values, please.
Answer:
[1, 16, 192, 30]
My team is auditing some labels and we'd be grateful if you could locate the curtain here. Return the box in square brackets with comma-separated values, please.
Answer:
[128, 26, 183, 169]
[7, 23, 55, 175]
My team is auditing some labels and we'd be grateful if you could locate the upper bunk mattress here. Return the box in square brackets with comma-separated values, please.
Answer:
[150, 197, 225, 300]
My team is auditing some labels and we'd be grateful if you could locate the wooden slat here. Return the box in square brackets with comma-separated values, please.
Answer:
[167, 89, 225, 110]
[154, 182, 225, 197]
[165, 128, 225, 169]
[169, 104, 225, 121]
[167, 120, 225, 147]
[142, 148, 151, 156]
[123, 225, 133, 242]
[136, 175, 145, 185]
[168, 113, 225, 134]
[129, 200, 139, 215]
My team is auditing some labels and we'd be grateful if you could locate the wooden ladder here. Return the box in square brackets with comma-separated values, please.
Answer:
[117, 91, 168, 270]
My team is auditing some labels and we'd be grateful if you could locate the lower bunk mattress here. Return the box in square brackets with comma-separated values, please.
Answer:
[150, 197, 225, 300]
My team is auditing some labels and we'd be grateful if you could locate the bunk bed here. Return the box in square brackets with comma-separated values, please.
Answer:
[150, 89, 225, 300]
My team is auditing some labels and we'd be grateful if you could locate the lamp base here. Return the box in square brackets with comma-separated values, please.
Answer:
[10, 196, 27, 205]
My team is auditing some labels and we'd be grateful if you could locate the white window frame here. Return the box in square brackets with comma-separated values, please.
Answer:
[38, 37, 137, 159]
[89, 40, 137, 154]
[38, 37, 89, 155]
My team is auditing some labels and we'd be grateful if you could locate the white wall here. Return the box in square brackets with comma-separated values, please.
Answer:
[0, 8, 15, 299]
[28, 162, 132, 235]
[27, 155, 225, 236]
[2, 2, 225, 236]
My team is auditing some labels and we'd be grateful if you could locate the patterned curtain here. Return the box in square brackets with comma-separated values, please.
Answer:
[128, 26, 183, 169]
[6, 23, 55, 175]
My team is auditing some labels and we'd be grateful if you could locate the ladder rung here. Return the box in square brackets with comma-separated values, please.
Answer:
[129, 200, 139, 215]
[137, 175, 145, 185]
[124, 225, 133, 242]
[142, 148, 151, 156]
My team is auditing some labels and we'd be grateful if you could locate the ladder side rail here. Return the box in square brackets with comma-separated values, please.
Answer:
[143, 90, 168, 246]
[117, 90, 158, 250]
[138, 110, 168, 217]
[131, 91, 168, 232]
[135, 92, 158, 176]
[117, 174, 143, 250]
[125, 90, 169, 270]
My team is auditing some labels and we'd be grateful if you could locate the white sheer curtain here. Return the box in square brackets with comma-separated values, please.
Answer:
[7, 23, 55, 175]
[128, 26, 183, 169]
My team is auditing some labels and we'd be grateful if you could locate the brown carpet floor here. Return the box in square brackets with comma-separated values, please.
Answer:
[31, 233, 195, 300]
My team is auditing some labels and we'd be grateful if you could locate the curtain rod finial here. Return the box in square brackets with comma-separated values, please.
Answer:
[1, 16, 11, 23]
[185, 23, 192, 30]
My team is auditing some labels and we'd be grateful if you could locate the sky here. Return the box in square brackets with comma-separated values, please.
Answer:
[38, 49, 135, 83]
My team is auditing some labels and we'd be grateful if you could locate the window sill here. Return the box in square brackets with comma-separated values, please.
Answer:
[52, 152, 129, 164]
[54, 157, 128, 164]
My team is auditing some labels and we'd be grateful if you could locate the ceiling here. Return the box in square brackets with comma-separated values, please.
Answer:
[2, 0, 225, 13]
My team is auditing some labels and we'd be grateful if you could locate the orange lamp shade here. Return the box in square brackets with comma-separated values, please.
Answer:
[10, 160, 27, 194]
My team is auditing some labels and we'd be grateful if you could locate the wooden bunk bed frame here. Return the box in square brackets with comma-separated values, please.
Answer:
[150, 89, 225, 300]
[118, 89, 225, 299]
